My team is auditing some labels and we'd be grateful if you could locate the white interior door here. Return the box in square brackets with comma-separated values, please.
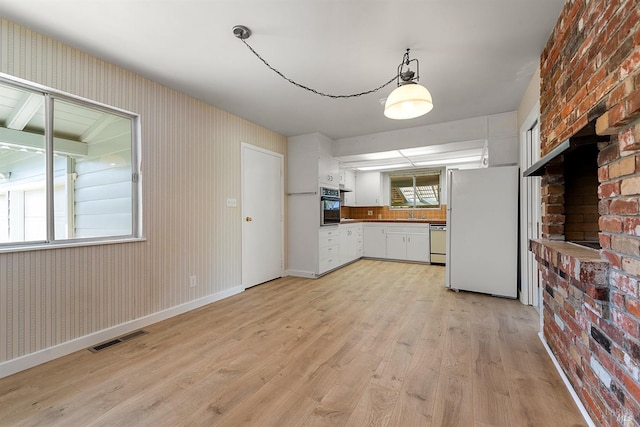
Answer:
[241, 143, 283, 289]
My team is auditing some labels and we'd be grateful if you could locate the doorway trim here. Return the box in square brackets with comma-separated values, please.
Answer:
[519, 102, 542, 312]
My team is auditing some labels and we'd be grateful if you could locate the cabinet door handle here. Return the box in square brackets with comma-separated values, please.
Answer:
[245, 216, 253, 222]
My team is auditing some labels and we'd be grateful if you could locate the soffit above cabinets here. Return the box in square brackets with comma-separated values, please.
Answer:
[336, 139, 488, 171]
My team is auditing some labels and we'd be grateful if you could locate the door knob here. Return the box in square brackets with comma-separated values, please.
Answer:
[246, 216, 253, 222]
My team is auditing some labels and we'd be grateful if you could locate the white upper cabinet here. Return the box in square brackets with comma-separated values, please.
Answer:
[319, 154, 339, 187]
[355, 171, 384, 206]
[288, 151, 320, 193]
[288, 132, 339, 193]
[342, 168, 356, 206]
[344, 169, 355, 190]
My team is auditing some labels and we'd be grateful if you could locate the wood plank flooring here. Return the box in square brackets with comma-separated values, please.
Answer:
[0, 260, 587, 426]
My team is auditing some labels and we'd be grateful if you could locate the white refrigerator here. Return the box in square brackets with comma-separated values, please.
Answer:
[445, 166, 519, 298]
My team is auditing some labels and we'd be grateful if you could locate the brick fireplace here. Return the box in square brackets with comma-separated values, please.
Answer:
[529, 1, 640, 426]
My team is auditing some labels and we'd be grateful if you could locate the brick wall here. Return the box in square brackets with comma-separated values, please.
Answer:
[541, 163, 566, 239]
[538, 1, 640, 426]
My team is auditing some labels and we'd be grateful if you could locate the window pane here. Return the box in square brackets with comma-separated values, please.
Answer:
[0, 83, 46, 243]
[390, 170, 441, 209]
[53, 99, 133, 239]
[390, 176, 415, 208]
[415, 174, 440, 207]
[24, 188, 46, 240]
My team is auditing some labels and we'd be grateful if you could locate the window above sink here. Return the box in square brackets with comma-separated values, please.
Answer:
[389, 169, 442, 210]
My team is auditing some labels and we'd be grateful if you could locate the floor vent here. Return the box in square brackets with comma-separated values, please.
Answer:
[119, 330, 148, 342]
[89, 330, 148, 353]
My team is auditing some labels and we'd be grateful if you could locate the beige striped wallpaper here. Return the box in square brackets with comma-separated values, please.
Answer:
[0, 18, 287, 365]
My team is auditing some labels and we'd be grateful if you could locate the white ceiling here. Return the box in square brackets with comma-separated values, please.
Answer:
[0, 1, 564, 141]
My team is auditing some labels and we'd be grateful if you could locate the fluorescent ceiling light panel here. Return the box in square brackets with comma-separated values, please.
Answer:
[360, 151, 403, 161]
[398, 147, 438, 156]
[414, 155, 482, 166]
[357, 163, 412, 171]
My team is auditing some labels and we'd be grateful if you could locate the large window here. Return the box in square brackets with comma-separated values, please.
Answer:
[390, 169, 441, 209]
[0, 76, 140, 248]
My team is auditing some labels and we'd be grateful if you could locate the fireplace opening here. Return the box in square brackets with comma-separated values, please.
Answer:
[524, 120, 609, 249]
[564, 143, 600, 248]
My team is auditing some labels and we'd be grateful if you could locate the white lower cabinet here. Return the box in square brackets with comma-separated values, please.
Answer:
[406, 232, 429, 262]
[319, 227, 340, 274]
[364, 223, 430, 262]
[320, 224, 363, 274]
[385, 231, 429, 262]
[318, 222, 429, 276]
[364, 224, 387, 258]
[339, 224, 360, 264]
[386, 232, 408, 260]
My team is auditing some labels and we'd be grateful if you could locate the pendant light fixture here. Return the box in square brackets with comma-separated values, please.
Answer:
[384, 49, 433, 120]
[232, 25, 433, 119]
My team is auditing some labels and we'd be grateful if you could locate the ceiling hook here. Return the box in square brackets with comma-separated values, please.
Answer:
[232, 25, 251, 40]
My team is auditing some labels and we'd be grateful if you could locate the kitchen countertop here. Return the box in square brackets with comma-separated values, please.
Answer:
[340, 219, 446, 225]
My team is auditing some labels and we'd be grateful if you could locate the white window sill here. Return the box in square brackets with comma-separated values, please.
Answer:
[0, 237, 147, 254]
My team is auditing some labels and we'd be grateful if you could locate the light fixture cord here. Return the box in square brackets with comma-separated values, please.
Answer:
[238, 38, 398, 99]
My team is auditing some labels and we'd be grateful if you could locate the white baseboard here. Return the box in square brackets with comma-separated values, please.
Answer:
[538, 332, 595, 427]
[285, 269, 317, 278]
[0, 286, 244, 379]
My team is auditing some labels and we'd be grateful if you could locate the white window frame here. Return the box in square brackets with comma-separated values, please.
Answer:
[388, 168, 443, 210]
[0, 72, 143, 252]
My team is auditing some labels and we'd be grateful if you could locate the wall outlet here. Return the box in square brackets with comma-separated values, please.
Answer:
[189, 275, 197, 288]
[368, 210, 373, 216]
[226, 198, 237, 208]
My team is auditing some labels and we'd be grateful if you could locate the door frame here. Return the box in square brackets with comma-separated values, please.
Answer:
[240, 142, 285, 289]
[519, 102, 542, 312]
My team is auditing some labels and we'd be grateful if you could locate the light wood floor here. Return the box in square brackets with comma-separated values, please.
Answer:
[0, 260, 586, 426]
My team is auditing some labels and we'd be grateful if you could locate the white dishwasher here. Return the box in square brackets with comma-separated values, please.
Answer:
[429, 224, 446, 264]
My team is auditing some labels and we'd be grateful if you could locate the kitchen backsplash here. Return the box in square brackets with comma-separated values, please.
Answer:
[341, 205, 446, 220]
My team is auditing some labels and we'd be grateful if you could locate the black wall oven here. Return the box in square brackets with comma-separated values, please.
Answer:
[320, 187, 340, 226]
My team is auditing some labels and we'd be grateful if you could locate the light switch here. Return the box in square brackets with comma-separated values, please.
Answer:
[226, 198, 237, 208]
